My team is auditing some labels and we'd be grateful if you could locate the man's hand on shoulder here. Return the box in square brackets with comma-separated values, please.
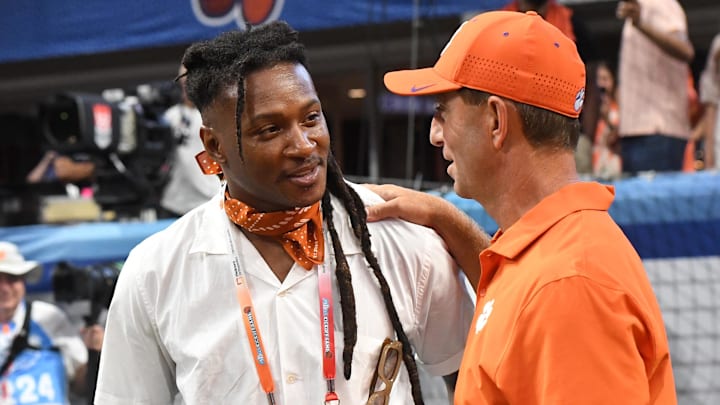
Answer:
[363, 183, 490, 288]
[364, 183, 446, 228]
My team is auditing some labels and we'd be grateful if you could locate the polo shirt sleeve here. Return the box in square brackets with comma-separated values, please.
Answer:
[494, 276, 658, 404]
[94, 246, 178, 405]
[412, 229, 475, 377]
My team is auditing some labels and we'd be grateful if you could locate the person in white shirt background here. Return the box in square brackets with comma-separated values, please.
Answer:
[157, 64, 221, 218]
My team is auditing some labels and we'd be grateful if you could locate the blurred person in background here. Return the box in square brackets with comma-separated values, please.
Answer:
[157, 64, 221, 218]
[0, 241, 102, 405]
[616, 0, 694, 173]
[694, 32, 720, 169]
[503, 0, 597, 174]
[591, 61, 622, 179]
[501, 0, 594, 61]
[376, 10, 676, 403]
[26, 151, 95, 186]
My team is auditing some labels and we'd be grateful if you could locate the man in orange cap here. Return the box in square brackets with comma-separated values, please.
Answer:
[369, 10, 677, 404]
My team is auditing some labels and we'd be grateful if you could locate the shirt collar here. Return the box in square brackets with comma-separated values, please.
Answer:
[188, 191, 231, 256]
[488, 182, 615, 259]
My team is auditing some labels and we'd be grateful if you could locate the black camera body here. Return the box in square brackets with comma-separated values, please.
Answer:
[52, 261, 121, 325]
[52, 261, 122, 403]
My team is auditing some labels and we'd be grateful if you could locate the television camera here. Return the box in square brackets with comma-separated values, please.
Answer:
[38, 86, 177, 218]
[51, 260, 121, 326]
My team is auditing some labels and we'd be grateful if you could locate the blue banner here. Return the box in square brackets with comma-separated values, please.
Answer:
[0, 0, 504, 64]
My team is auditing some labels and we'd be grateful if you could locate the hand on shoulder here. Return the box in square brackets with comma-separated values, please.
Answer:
[364, 183, 449, 228]
[363, 183, 490, 288]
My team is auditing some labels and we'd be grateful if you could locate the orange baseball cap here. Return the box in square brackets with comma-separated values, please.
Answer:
[383, 11, 586, 118]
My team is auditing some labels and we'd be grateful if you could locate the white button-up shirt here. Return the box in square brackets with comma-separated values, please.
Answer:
[96, 183, 474, 405]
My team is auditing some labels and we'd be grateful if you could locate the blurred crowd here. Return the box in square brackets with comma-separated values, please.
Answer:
[508, 0, 719, 180]
[23, 0, 720, 209]
[2, 2, 720, 404]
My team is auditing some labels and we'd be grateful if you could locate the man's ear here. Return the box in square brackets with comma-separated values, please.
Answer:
[200, 125, 225, 164]
[487, 96, 510, 150]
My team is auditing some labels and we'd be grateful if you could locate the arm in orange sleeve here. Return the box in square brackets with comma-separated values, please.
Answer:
[494, 276, 662, 404]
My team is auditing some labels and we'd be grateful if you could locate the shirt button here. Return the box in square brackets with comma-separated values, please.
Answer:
[286, 374, 297, 384]
[479, 288, 487, 297]
[277, 290, 288, 297]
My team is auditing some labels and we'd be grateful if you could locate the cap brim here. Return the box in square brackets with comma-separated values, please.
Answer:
[0, 262, 42, 284]
[384, 67, 461, 96]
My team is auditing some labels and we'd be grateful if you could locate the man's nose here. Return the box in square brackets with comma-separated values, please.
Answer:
[429, 117, 444, 147]
[286, 126, 316, 156]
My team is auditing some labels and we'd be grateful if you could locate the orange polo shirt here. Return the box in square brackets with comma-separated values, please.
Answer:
[455, 182, 676, 404]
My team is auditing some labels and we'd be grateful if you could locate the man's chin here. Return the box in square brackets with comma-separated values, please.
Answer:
[292, 181, 326, 206]
[294, 193, 324, 208]
[453, 182, 472, 200]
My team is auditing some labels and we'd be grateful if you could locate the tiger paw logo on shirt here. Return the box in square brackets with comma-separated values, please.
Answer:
[475, 299, 495, 333]
[192, 0, 285, 27]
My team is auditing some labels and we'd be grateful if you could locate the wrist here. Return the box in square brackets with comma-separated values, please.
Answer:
[427, 195, 453, 230]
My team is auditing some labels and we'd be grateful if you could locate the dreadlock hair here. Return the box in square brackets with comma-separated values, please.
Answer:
[181, 21, 425, 404]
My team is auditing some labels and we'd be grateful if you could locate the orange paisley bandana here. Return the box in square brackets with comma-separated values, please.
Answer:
[224, 192, 325, 270]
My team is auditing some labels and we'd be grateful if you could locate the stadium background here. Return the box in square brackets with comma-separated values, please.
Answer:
[0, 0, 719, 404]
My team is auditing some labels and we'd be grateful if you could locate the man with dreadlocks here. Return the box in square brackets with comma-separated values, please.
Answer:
[94, 21, 473, 405]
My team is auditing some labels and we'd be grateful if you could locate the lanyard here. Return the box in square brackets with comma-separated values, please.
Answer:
[318, 261, 339, 404]
[225, 227, 276, 405]
[224, 223, 339, 405]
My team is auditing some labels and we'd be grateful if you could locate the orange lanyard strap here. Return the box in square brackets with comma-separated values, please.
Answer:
[226, 227, 276, 405]
[236, 277, 276, 403]
[225, 223, 340, 405]
[318, 263, 339, 404]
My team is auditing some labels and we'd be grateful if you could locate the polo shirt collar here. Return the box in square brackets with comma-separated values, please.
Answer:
[488, 182, 615, 259]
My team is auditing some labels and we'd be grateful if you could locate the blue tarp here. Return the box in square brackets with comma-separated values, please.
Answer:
[0, 0, 505, 64]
